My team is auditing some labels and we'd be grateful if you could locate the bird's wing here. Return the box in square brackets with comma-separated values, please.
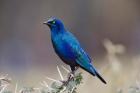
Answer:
[74, 46, 96, 75]
[75, 47, 107, 84]
[63, 32, 95, 74]
[64, 32, 106, 84]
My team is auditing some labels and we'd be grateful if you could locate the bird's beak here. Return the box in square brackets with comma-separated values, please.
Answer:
[43, 21, 51, 27]
[43, 21, 47, 25]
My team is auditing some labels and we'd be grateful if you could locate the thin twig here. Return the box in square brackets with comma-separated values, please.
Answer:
[57, 66, 64, 81]
[15, 82, 18, 93]
[60, 86, 66, 93]
[0, 74, 8, 80]
[61, 66, 70, 73]
[43, 81, 49, 88]
[34, 88, 41, 93]
[70, 87, 76, 93]
[0, 85, 8, 93]
[45, 76, 62, 83]
[41, 81, 55, 90]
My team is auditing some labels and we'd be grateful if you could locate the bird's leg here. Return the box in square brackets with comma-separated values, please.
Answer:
[67, 66, 79, 81]
[74, 66, 79, 72]
[62, 71, 74, 86]
[62, 66, 76, 85]
[68, 72, 74, 80]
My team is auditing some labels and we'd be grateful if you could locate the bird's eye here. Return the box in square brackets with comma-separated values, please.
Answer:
[51, 21, 55, 24]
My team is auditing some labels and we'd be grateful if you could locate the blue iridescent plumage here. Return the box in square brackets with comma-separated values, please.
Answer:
[43, 17, 106, 84]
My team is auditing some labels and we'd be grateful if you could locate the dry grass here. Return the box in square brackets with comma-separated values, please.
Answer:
[0, 39, 140, 93]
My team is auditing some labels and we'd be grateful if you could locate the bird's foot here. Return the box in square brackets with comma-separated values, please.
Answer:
[67, 72, 75, 81]
[61, 72, 74, 86]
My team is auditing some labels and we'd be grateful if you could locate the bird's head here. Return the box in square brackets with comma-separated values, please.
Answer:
[43, 17, 65, 31]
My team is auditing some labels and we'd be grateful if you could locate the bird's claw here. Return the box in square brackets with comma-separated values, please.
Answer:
[67, 72, 75, 81]
[61, 73, 74, 86]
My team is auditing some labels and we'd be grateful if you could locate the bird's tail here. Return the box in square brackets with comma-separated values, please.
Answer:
[91, 67, 107, 84]
[94, 70, 107, 84]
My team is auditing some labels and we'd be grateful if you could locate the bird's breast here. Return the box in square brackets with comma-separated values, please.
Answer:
[51, 35, 77, 65]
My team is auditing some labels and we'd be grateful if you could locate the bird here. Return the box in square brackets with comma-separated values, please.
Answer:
[43, 17, 106, 84]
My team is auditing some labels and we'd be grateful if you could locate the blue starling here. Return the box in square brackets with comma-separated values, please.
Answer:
[43, 18, 106, 84]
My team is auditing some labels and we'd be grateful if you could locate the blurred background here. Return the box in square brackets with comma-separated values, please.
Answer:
[0, 0, 140, 93]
